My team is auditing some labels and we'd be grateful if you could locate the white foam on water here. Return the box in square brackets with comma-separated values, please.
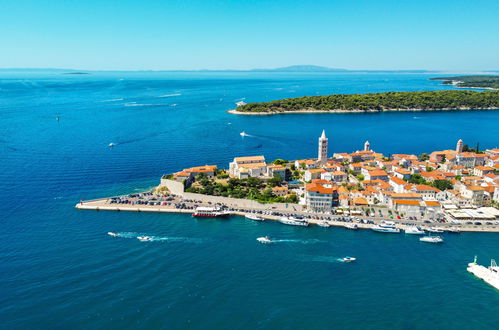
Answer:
[272, 239, 326, 244]
[158, 93, 181, 98]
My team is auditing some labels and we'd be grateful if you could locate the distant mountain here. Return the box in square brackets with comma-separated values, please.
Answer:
[251, 65, 348, 72]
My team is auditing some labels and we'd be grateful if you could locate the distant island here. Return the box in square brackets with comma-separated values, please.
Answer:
[430, 75, 499, 89]
[229, 90, 499, 115]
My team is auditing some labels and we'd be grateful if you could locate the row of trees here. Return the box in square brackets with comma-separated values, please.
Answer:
[408, 174, 453, 190]
[238, 90, 499, 113]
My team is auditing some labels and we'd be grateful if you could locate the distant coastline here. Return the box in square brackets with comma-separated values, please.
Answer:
[228, 107, 499, 115]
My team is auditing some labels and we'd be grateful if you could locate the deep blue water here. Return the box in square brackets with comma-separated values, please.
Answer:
[1, 71, 498, 329]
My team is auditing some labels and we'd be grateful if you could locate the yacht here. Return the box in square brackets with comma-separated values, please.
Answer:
[256, 236, 272, 244]
[193, 207, 228, 218]
[419, 235, 443, 243]
[245, 213, 263, 221]
[317, 221, 330, 228]
[372, 221, 400, 233]
[279, 216, 309, 227]
[137, 236, 152, 242]
[345, 223, 358, 230]
[467, 257, 499, 290]
[107, 232, 118, 237]
[446, 227, 461, 233]
[405, 226, 425, 235]
[426, 227, 444, 233]
[343, 256, 356, 262]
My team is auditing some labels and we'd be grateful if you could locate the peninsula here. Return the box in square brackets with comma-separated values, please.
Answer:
[229, 90, 499, 115]
[430, 75, 499, 89]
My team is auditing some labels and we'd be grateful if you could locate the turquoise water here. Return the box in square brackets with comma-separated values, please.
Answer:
[1, 71, 498, 329]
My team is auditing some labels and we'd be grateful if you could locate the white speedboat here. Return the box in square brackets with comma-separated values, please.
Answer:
[345, 223, 358, 230]
[137, 236, 152, 242]
[257, 236, 272, 244]
[419, 235, 443, 243]
[279, 216, 309, 227]
[240, 131, 249, 137]
[446, 227, 461, 233]
[317, 221, 330, 228]
[108, 232, 118, 237]
[245, 213, 263, 221]
[372, 221, 400, 233]
[343, 256, 356, 262]
[108, 142, 116, 147]
[467, 257, 499, 290]
[405, 226, 425, 235]
[426, 227, 444, 233]
[236, 101, 247, 107]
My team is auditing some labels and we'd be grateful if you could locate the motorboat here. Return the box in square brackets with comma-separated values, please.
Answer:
[137, 236, 152, 242]
[467, 256, 499, 290]
[107, 232, 118, 237]
[193, 207, 228, 218]
[279, 216, 309, 227]
[405, 226, 425, 235]
[345, 223, 358, 230]
[426, 227, 444, 233]
[108, 142, 116, 147]
[317, 221, 330, 228]
[236, 101, 247, 107]
[343, 256, 356, 262]
[256, 236, 272, 244]
[240, 131, 249, 137]
[245, 213, 263, 221]
[419, 235, 443, 243]
[446, 227, 461, 233]
[372, 221, 400, 233]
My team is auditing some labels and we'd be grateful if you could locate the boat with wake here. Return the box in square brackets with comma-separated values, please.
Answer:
[240, 131, 249, 137]
[419, 235, 443, 243]
[405, 226, 425, 235]
[279, 216, 309, 227]
[372, 221, 400, 233]
[245, 213, 263, 221]
[108, 142, 116, 147]
[342, 256, 356, 262]
[467, 256, 499, 290]
[256, 236, 272, 244]
[108, 232, 118, 237]
[137, 236, 152, 242]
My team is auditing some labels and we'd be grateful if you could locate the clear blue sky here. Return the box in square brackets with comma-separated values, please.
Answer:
[1, 0, 498, 71]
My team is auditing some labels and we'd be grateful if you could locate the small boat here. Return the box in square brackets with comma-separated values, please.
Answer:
[419, 235, 443, 243]
[426, 227, 444, 233]
[137, 236, 152, 242]
[240, 131, 249, 137]
[257, 236, 272, 244]
[405, 226, 425, 235]
[317, 221, 330, 228]
[236, 101, 247, 107]
[343, 256, 356, 262]
[467, 256, 499, 290]
[108, 142, 116, 147]
[446, 227, 461, 233]
[345, 223, 358, 230]
[372, 221, 400, 233]
[245, 213, 263, 221]
[279, 216, 309, 227]
[108, 232, 118, 237]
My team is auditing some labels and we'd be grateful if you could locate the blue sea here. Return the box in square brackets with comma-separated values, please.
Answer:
[1, 71, 498, 329]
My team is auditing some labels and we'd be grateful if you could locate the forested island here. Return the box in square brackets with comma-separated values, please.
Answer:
[232, 90, 499, 114]
[430, 75, 499, 89]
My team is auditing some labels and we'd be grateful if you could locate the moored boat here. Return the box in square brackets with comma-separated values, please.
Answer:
[279, 216, 309, 227]
[193, 207, 228, 218]
[317, 221, 330, 228]
[426, 227, 444, 233]
[345, 223, 358, 230]
[245, 213, 263, 221]
[372, 221, 400, 233]
[419, 235, 443, 243]
[405, 226, 425, 235]
[446, 227, 461, 233]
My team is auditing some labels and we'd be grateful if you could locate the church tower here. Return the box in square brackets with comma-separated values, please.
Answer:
[364, 140, 370, 151]
[456, 139, 463, 153]
[318, 130, 328, 163]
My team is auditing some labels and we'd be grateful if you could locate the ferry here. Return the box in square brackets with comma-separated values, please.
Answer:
[467, 256, 499, 290]
[372, 221, 400, 233]
[256, 236, 272, 244]
[193, 207, 228, 218]
[279, 216, 309, 227]
[419, 235, 443, 243]
[245, 213, 264, 221]
[405, 226, 425, 235]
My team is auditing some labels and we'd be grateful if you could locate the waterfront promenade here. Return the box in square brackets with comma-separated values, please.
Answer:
[76, 193, 499, 233]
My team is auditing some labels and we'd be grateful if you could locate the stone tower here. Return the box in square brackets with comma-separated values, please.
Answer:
[456, 139, 463, 153]
[364, 140, 370, 151]
[318, 130, 328, 163]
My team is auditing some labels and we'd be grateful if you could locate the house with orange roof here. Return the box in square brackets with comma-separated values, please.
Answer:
[473, 166, 494, 177]
[321, 170, 347, 183]
[459, 185, 485, 206]
[305, 182, 336, 212]
[389, 176, 408, 193]
[404, 184, 440, 200]
[393, 168, 412, 180]
[272, 186, 288, 197]
[294, 159, 317, 169]
[365, 169, 388, 181]
[173, 165, 218, 182]
[392, 199, 423, 216]
[304, 168, 326, 182]
[266, 164, 286, 180]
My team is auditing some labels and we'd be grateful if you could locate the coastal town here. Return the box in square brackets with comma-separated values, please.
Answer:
[77, 130, 499, 231]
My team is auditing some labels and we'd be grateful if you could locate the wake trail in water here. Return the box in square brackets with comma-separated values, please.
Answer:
[297, 255, 346, 263]
[158, 93, 182, 98]
[271, 239, 327, 245]
[108, 232, 205, 244]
